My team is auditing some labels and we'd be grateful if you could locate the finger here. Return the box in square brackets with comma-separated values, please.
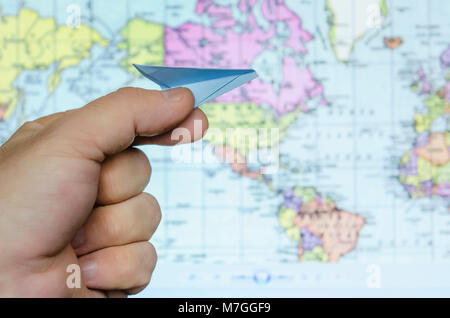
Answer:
[97, 148, 151, 205]
[79, 241, 156, 291]
[42, 87, 195, 162]
[125, 286, 147, 295]
[72, 193, 161, 256]
[133, 108, 208, 146]
[105, 291, 128, 298]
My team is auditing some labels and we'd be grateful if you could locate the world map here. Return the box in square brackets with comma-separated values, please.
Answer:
[1, 0, 449, 294]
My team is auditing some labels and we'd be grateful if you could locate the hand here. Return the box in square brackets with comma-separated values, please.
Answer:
[0, 87, 207, 297]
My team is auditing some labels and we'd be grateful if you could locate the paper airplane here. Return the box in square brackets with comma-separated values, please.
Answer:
[134, 64, 258, 108]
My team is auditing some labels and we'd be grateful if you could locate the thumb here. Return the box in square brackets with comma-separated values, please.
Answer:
[45, 87, 194, 161]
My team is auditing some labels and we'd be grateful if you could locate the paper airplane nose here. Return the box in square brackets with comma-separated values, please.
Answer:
[134, 64, 258, 107]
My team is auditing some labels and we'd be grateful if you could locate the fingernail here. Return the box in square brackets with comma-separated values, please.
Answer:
[162, 87, 185, 102]
[71, 228, 85, 249]
[81, 259, 97, 282]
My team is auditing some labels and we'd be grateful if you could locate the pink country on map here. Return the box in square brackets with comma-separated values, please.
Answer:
[443, 83, 450, 105]
[417, 68, 432, 95]
[278, 186, 364, 262]
[0, 104, 7, 119]
[164, 0, 327, 115]
[278, 187, 364, 262]
[294, 210, 364, 262]
[195, 0, 237, 29]
[212, 145, 262, 179]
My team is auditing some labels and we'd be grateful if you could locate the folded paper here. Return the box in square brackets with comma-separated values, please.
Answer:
[134, 64, 258, 108]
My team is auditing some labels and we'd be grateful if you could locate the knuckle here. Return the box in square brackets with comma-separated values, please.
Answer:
[116, 87, 162, 105]
[138, 243, 157, 286]
[132, 148, 151, 176]
[115, 87, 138, 98]
[114, 247, 136, 281]
[20, 120, 43, 132]
[145, 242, 157, 268]
[113, 243, 156, 288]
[98, 209, 123, 240]
[140, 193, 161, 226]
[100, 166, 115, 189]
[138, 270, 152, 287]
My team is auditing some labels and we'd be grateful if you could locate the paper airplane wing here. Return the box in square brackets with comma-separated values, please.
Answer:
[134, 64, 258, 108]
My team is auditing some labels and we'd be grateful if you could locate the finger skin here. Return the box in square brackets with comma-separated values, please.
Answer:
[0, 112, 68, 149]
[73, 192, 161, 256]
[79, 242, 157, 291]
[97, 148, 151, 205]
[43, 87, 195, 161]
[133, 108, 209, 146]
[105, 291, 128, 298]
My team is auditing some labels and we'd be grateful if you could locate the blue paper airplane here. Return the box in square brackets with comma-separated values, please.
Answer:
[134, 64, 258, 108]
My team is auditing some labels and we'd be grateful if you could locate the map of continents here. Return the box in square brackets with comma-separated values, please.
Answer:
[3, 0, 415, 262]
[118, 0, 364, 262]
[399, 47, 450, 204]
[0, 8, 107, 119]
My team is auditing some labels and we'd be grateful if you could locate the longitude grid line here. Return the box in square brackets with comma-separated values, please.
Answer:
[313, 0, 319, 224]
[350, 0, 358, 257]
[427, 0, 434, 263]
[53, 0, 57, 115]
[267, 0, 281, 263]
[162, 0, 170, 252]
[15, 2, 19, 117]
[238, 0, 244, 263]
[275, 0, 283, 259]
[201, 0, 206, 259]
[390, 0, 396, 263]
[89, 1, 93, 109]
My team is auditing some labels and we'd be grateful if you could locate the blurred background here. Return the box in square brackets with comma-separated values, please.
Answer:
[1, 0, 449, 297]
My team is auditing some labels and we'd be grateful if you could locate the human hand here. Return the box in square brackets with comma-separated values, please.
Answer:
[0, 87, 207, 297]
